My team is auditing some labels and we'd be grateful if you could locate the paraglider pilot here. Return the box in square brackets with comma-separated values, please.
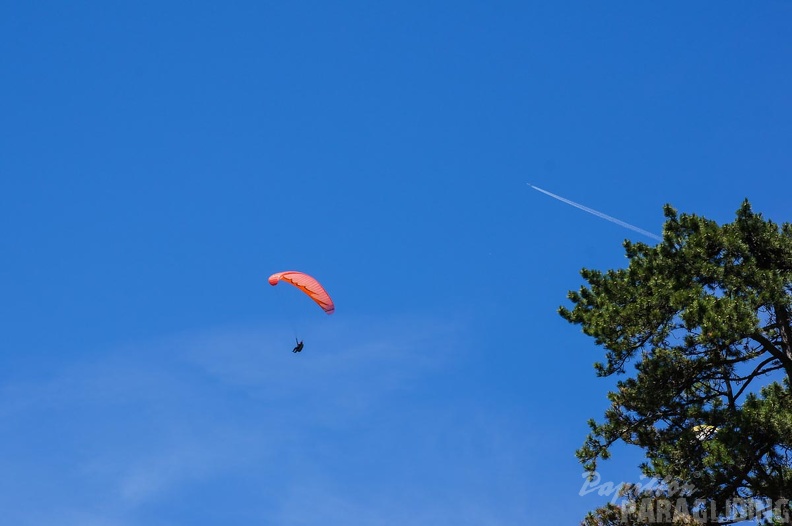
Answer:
[292, 339, 304, 353]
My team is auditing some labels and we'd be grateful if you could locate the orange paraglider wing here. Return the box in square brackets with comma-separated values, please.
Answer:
[268, 271, 335, 314]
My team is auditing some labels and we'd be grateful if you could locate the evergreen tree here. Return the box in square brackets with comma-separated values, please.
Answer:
[561, 201, 792, 522]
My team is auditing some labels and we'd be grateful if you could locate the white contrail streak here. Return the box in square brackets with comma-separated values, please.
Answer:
[528, 184, 662, 241]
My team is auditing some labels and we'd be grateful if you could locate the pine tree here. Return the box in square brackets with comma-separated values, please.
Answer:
[561, 201, 792, 523]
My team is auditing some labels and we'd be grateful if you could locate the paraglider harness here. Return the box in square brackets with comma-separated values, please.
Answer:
[292, 339, 304, 353]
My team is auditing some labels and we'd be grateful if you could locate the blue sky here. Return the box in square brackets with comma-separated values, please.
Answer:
[2, 1, 791, 524]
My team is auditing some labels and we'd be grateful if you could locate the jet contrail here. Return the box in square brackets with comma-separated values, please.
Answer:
[528, 184, 662, 241]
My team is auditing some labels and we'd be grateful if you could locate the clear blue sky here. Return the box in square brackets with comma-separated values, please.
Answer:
[2, 2, 791, 524]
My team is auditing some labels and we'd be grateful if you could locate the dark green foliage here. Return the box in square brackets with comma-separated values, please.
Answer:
[561, 201, 792, 521]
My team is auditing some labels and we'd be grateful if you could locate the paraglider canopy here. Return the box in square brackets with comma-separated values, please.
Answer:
[268, 271, 335, 314]
[692, 425, 718, 441]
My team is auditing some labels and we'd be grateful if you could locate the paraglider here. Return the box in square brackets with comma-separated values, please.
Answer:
[268, 270, 335, 314]
[269, 270, 334, 353]
[693, 424, 718, 441]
